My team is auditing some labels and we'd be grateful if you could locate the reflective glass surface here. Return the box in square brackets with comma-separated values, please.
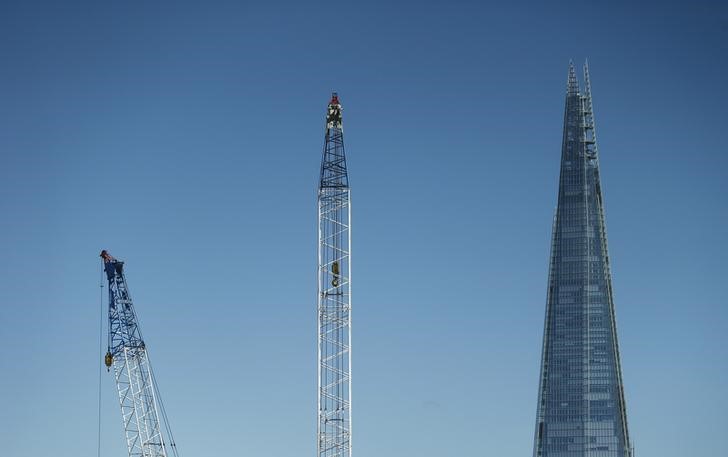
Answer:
[533, 68, 631, 457]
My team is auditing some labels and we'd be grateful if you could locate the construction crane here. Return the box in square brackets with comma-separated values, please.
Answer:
[100, 250, 179, 457]
[317, 93, 352, 457]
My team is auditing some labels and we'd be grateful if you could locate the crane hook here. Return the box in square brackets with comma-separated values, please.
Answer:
[331, 261, 340, 287]
[104, 351, 113, 371]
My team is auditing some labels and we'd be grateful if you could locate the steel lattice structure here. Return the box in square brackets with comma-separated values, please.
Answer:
[101, 250, 177, 457]
[317, 93, 352, 457]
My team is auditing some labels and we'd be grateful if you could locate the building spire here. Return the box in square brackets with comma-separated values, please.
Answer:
[583, 60, 593, 103]
[567, 60, 579, 96]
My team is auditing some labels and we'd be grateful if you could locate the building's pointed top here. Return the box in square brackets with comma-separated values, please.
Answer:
[583, 60, 593, 99]
[567, 61, 579, 96]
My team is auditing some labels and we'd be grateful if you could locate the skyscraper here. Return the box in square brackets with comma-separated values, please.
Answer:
[532, 63, 633, 457]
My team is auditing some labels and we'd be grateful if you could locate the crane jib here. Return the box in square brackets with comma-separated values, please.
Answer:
[100, 250, 179, 457]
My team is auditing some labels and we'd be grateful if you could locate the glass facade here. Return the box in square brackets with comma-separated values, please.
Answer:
[533, 64, 632, 457]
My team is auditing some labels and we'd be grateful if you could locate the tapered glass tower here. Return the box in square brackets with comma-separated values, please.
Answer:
[533, 63, 632, 457]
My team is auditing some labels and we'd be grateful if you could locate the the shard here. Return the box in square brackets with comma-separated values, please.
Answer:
[533, 63, 633, 457]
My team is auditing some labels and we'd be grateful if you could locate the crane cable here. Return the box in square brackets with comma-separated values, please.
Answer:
[97, 268, 104, 457]
[151, 367, 181, 457]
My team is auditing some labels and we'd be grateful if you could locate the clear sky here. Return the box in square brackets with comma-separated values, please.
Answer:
[1, 1, 726, 456]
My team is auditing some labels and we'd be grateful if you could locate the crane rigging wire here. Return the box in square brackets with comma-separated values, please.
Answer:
[150, 367, 181, 457]
[98, 268, 104, 457]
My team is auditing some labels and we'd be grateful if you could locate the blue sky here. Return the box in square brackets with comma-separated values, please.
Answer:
[1, 0, 726, 456]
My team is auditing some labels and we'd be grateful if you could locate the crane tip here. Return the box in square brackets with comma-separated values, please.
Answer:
[100, 250, 115, 263]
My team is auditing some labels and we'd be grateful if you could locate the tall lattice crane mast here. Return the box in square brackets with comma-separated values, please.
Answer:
[101, 250, 178, 457]
[317, 93, 352, 457]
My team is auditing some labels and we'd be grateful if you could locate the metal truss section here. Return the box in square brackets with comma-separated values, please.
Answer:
[102, 252, 175, 457]
[317, 93, 352, 457]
